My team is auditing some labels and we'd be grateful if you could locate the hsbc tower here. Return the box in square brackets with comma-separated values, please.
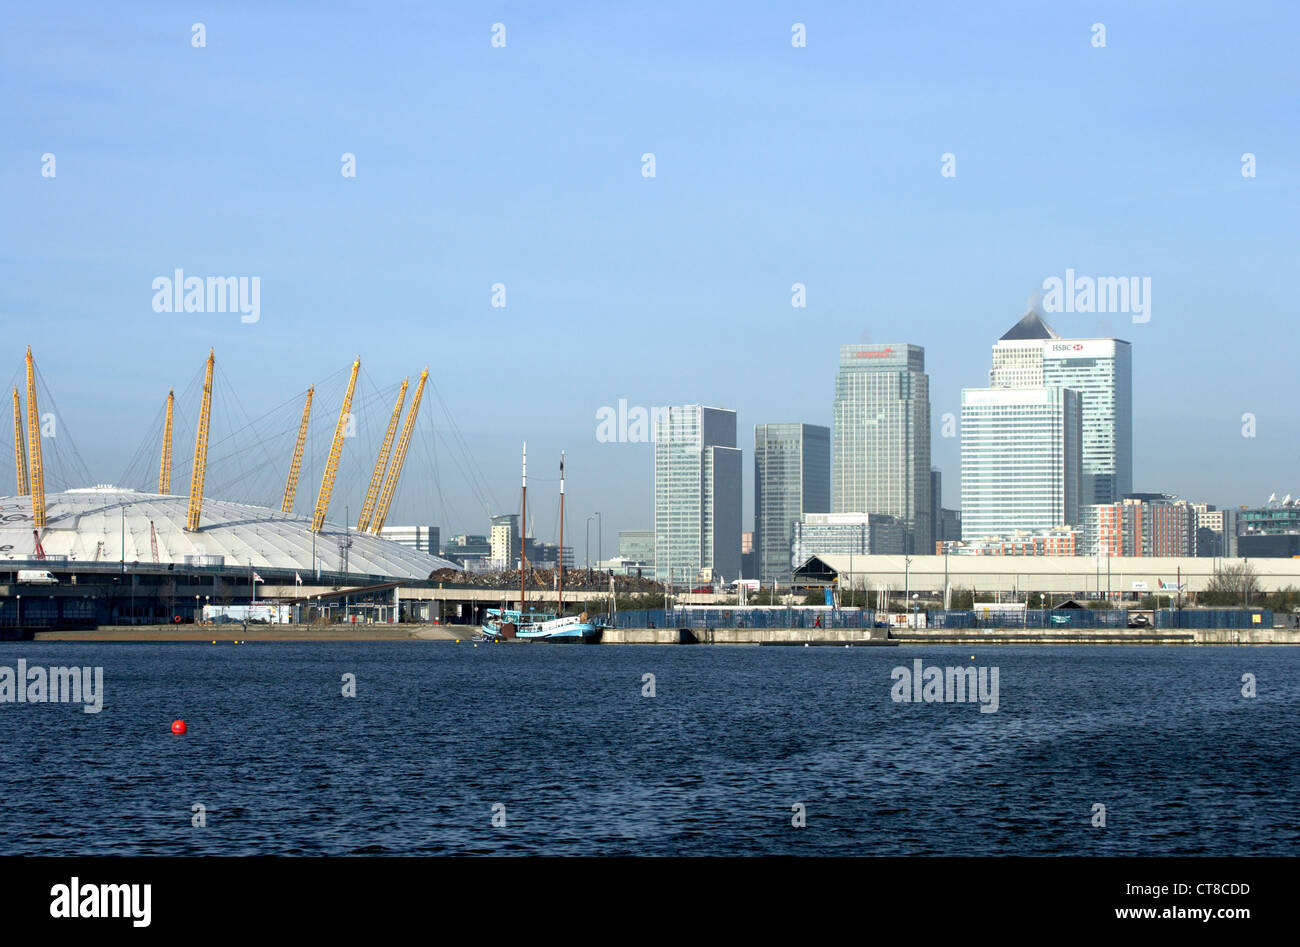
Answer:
[989, 310, 1133, 506]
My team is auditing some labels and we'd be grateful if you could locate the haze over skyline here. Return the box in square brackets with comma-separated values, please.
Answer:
[4, 2, 1297, 558]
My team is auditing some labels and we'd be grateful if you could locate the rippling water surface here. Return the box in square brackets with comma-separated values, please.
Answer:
[1, 642, 1295, 855]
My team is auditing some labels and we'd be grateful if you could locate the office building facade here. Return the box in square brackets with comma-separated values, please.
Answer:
[989, 311, 1132, 505]
[792, 512, 905, 567]
[960, 386, 1082, 539]
[617, 530, 655, 569]
[378, 525, 441, 556]
[832, 344, 931, 552]
[754, 423, 830, 582]
[654, 405, 742, 585]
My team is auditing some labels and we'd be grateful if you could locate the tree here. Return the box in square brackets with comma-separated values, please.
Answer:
[1269, 585, 1300, 612]
[1201, 562, 1260, 606]
[947, 587, 975, 609]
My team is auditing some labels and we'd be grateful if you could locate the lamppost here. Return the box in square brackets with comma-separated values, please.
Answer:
[585, 516, 594, 572]
[903, 555, 912, 619]
[15, 594, 20, 627]
[195, 594, 199, 623]
[911, 592, 919, 628]
[595, 511, 603, 569]
[943, 544, 950, 611]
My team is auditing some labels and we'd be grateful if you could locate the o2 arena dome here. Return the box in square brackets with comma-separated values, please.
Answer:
[0, 486, 456, 580]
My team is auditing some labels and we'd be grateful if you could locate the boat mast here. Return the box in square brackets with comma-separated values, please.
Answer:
[520, 442, 527, 614]
[558, 450, 565, 616]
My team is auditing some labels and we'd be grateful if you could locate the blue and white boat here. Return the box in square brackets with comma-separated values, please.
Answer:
[480, 446, 607, 643]
[480, 607, 605, 643]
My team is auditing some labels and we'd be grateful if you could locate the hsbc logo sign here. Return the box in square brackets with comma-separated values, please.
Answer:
[1050, 343, 1085, 352]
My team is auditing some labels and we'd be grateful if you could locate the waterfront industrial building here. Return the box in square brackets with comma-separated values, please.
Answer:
[793, 553, 1300, 600]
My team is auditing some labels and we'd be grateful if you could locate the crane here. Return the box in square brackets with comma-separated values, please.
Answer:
[356, 378, 408, 532]
[370, 368, 427, 535]
[185, 349, 215, 532]
[312, 358, 360, 532]
[281, 386, 313, 514]
[12, 386, 29, 496]
[25, 347, 46, 530]
[158, 389, 174, 494]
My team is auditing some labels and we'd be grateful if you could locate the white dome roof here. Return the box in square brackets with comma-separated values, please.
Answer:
[0, 488, 457, 580]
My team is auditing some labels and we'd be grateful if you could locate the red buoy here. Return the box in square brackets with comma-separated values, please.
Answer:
[171, 719, 187, 735]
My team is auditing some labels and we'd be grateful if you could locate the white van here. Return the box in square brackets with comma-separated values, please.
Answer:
[17, 570, 59, 585]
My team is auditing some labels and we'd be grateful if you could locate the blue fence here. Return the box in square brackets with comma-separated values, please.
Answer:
[606, 607, 1273, 630]
[927, 609, 1130, 629]
[608, 608, 878, 629]
[1153, 609, 1271, 629]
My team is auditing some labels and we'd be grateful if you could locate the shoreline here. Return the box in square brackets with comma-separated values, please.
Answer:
[28, 625, 464, 642]
[15, 624, 1300, 645]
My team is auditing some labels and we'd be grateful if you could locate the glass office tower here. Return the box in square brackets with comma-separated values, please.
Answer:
[654, 406, 742, 586]
[990, 311, 1132, 505]
[754, 423, 830, 582]
[960, 386, 1082, 539]
[832, 344, 931, 553]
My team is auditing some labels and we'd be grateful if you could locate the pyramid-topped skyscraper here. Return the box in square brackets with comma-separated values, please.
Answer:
[986, 305, 1132, 505]
[998, 308, 1061, 341]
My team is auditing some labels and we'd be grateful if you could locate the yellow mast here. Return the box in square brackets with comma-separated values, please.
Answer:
[312, 358, 361, 532]
[158, 388, 174, 494]
[12, 387, 29, 496]
[357, 378, 408, 532]
[281, 386, 314, 514]
[370, 368, 427, 534]
[185, 349, 215, 532]
[25, 348, 46, 529]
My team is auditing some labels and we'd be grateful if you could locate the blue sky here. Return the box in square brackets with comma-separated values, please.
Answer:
[2, 2, 1296, 558]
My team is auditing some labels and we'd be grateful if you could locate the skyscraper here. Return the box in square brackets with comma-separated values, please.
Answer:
[990, 311, 1132, 505]
[960, 386, 1082, 539]
[754, 423, 830, 582]
[654, 405, 742, 586]
[832, 343, 931, 552]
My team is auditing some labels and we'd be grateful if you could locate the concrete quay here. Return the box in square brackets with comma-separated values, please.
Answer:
[600, 626, 1300, 646]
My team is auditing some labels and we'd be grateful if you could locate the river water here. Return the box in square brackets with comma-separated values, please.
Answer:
[1, 642, 1294, 855]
